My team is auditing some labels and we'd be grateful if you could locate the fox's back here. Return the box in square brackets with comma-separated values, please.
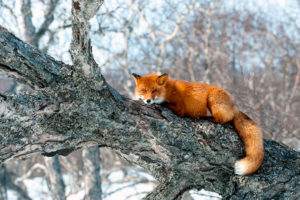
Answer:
[166, 80, 213, 118]
[172, 80, 212, 97]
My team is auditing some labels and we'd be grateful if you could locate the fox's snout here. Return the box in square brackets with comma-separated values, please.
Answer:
[136, 95, 164, 105]
[138, 97, 154, 105]
[146, 99, 152, 104]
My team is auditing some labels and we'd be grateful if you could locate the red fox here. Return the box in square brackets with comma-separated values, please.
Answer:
[132, 73, 264, 175]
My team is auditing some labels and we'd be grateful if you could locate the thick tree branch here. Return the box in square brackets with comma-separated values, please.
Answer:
[0, 3, 299, 200]
[0, 26, 72, 88]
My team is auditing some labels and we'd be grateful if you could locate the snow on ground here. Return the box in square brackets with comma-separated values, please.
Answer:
[190, 189, 222, 200]
[7, 170, 221, 200]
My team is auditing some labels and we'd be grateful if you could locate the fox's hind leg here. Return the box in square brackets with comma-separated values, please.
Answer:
[207, 87, 237, 124]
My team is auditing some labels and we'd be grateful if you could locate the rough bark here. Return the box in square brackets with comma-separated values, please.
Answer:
[0, 1, 299, 200]
[44, 156, 66, 200]
[82, 146, 102, 200]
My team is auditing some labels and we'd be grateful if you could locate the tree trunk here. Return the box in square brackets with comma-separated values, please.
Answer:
[20, 2, 67, 198]
[0, 165, 31, 200]
[0, 1, 299, 199]
[0, 165, 7, 200]
[44, 156, 66, 200]
[82, 146, 102, 200]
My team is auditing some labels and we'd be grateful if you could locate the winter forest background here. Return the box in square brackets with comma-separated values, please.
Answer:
[0, 0, 299, 199]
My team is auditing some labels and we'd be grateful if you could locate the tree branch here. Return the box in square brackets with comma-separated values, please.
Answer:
[0, 26, 72, 88]
[70, 0, 103, 78]
[21, 0, 58, 48]
[34, 0, 59, 43]
[0, 3, 299, 200]
[21, 0, 36, 46]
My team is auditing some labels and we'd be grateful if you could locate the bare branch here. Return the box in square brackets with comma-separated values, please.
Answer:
[0, 1, 299, 200]
[82, 146, 102, 200]
[70, 0, 104, 78]
[34, 0, 59, 43]
[156, 3, 195, 73]
[44, 156, 66, 200]
[21, 0, 36, 46]
[0, 26, 72, 87]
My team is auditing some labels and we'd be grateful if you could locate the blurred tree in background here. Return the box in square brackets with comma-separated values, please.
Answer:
[0, 0, 299, 199]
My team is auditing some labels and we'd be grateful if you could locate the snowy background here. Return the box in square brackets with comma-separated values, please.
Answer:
[0, 0, 299, 199]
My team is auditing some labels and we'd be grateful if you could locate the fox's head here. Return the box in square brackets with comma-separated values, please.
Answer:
[132, 73, 168, 105]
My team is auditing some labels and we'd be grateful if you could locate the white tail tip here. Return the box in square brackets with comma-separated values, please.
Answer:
[234, 160, 247, 175]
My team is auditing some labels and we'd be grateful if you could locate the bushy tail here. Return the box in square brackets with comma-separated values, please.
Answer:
[233, 109, 264, 175]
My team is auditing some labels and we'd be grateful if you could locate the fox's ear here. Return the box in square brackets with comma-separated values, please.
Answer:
[157, 73, 168, 85]
[132, 73, 141, 84]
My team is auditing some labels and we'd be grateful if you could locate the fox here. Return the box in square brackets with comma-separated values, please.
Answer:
[132, 73, 264, 175]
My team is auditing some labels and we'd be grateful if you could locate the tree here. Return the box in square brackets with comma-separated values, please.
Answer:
[0, 0, 299, 199]
[20, 1, 67, 198]
[82, 146, 102, 200]
[92, 0, 300, 149]
[0, 165, 7, 200]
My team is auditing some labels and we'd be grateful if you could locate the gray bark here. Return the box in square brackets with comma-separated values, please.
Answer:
[82, 146, 102, 200]
[44, 156, 66, 200]
[0, 1, 299, 200]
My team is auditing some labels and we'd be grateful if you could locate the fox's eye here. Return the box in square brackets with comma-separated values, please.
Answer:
[152, 89, 158, 94]
[141, 89, 146, 92]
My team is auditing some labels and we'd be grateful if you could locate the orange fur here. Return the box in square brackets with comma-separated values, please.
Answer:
[132, 73, 264, 175]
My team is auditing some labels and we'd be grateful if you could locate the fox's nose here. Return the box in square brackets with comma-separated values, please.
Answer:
[146, 99, 151, 104]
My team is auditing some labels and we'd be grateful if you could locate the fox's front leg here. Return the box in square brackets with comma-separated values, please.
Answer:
[202, 116, 218, 123]
[164, 103, 185, 117]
